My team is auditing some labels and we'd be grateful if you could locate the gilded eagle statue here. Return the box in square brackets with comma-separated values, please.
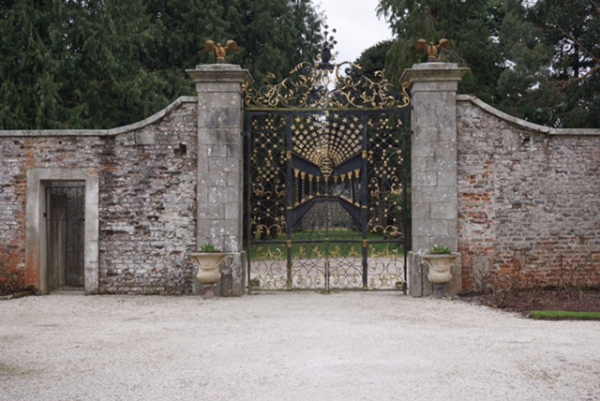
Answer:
[203, 40, 240, 63]
[416, 38, 450, 61]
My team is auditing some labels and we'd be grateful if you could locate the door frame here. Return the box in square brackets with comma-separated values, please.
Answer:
[26, 168, 99, 295]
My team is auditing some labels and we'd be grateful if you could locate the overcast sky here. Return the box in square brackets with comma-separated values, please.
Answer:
[316, 0, 394, 64]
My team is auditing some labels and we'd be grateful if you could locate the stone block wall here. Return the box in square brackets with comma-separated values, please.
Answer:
[457, 95, 600, 291]
[98, 103, 198, 294]
[0, 98, 199, 294]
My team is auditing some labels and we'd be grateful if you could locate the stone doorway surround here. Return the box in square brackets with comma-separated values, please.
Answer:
[26, 168, 99, 295]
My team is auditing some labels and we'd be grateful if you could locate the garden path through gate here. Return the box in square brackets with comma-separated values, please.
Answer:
[243, 50, 411, 292]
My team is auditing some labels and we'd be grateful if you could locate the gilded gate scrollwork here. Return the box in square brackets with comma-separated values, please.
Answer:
[244, 47, 411, 292]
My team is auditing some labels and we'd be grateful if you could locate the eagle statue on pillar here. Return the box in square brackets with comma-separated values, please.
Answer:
[203, 40, 240, 63]
[416, 39, 450, 61]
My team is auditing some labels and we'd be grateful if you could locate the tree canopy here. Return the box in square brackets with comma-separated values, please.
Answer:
[0, 0, 323, 129]
[377, 0, 504, 104]
[5, 0, 599, 129]
[352, 39, 394, 80]
[376, 0, 600, 128]
[502, 0, 600, 128]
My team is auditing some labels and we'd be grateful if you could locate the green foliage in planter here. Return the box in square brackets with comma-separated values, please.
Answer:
[199, 244, 221, 253]
[430, 246, 451, 254]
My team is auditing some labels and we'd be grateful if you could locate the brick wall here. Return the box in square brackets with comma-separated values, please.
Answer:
[457, 96, 600, 291]
[4, 85, 599, 296]
[0, 98, 198, 294]
[0, 138, 27, 292]
[1, 137, 52, 292]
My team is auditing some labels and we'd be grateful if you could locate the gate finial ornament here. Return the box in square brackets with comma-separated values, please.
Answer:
[204, 40, 240, 63]
[316, 26, 338, 71]
[416, 38, 450, 61]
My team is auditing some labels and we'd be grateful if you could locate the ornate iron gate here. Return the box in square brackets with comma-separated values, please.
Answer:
[243, 52, 411, 292]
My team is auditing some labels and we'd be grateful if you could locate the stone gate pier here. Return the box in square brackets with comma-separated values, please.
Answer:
[402, 63, 468, 297]
[187, 64, 251, 296]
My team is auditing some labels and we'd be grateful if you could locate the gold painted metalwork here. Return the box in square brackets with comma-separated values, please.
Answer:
[204, 40, 240, 63]
[348, 247, 361, 258]
[243, 61, 410, 110]
[252, 245, 285, 262]
[416, 38, 450, 61]
[290, 113, 363, 184]
[246, 43, 409, 292]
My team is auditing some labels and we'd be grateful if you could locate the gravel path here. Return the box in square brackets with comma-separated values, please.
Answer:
[1, 292, 599, 401]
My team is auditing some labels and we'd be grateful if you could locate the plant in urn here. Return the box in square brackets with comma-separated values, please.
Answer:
[421, 246, 460, 299]
[190, 244, 226, 299]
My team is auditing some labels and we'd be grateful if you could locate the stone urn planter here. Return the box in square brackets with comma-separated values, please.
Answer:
[190, 246, 227, 298]
[422, 247, 460, 299]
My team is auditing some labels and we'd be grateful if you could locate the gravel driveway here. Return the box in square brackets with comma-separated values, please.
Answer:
[1, 292, 599, 401]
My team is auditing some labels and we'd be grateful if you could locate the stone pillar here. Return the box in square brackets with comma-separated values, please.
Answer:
[186, 64, 252, 297]
[401, 63, 468, 297]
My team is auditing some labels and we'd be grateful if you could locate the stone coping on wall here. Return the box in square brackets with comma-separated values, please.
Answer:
[0, 96, 197, 138]
[458, 95, 600, 136]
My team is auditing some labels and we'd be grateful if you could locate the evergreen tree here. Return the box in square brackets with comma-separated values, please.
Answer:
[0, 0, 324, 129]
[495, 0, 555, 125]
[377, 0, 505, 104]
[238, 0, 322, 83]
[0, 0, 66, 129]
[146, 0, 323, 84]
[144, 0, 242, 95]
[64, 0, 170, 128]
[377, 0, 600, 128]
[352, 40, 394, 80]
[522, 0, 600, 127]
[0, 0, 171, 129]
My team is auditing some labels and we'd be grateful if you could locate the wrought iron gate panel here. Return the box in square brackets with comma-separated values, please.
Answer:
[246, 109, 409, 291]
[243, 44, 410, 292]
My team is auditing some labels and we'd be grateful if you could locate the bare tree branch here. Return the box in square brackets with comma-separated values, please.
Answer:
[589, 0, 600, 15]
[562, 64, 600, 88]
[547, 22, 600, 88]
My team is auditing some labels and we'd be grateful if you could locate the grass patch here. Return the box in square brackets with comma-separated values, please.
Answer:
[529, 310, 600, 321]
